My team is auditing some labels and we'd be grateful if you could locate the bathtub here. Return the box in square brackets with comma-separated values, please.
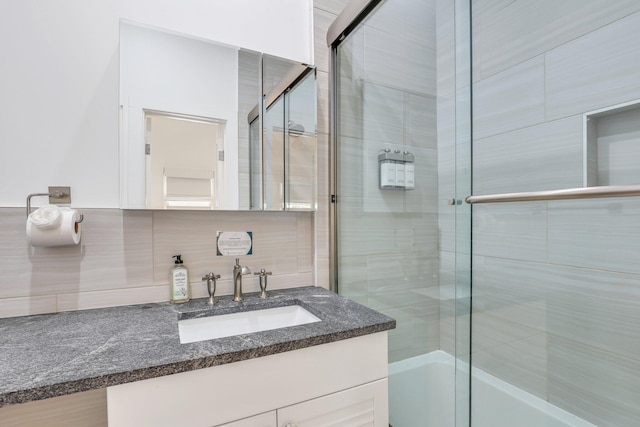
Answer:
[388, 350, 596, 427]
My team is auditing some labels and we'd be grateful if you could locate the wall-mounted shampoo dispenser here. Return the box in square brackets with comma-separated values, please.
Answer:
[404, 151, 415, 190]
[378, 149, 415, 190]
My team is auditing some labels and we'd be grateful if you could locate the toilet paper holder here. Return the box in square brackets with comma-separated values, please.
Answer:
[26, 186, 84, 223]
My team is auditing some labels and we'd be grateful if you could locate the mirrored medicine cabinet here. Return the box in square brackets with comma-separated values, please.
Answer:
[119, 21, 317, 211]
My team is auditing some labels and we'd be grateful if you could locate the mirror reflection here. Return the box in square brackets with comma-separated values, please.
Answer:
[262, 55, 317, 211]
[119, 22, 316, 211]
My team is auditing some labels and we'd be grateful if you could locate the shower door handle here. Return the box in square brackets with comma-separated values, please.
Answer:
[465, 184, 640, 204]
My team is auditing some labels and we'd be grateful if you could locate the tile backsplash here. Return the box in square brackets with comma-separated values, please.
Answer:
[0, 208, 315, 318]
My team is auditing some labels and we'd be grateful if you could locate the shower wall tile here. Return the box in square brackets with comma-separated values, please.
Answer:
[338, 76, 364, 139]
[338, 136, 366, 198]
[545, 11, 640, 120]
[473, 115, 584, 195]
[548, 198, 640, 275]
[438, 250, 458, 355]
[474, 258, 640, 360]
[436, 0, 455, 97]
[406, 93, 437, 150]
[472, 255, 640, 417]
[437, 94, 455, 149]
[366, 253, 439, 305]
[411, 300, 441, 355]
[337, 255, 369, 304]
[473, 55, 545, 140]
[386, 306, 415, 363]
[410, 213, 440, 254]
[404, 0, 436, 46]
[472, 299, 547, 354]
[364, 26, 436, 96]
[363, 0, 436, 48]
[437, 95, 455, 253]
[383, 297, 440, 364]
[548, 336, 640, 426]
[362, 82, 405, 145]
[543, 263, 640, 362]
[472, 202, 547, 262]
[472, 333, 548, 401]
[361, 0, 405, 36]
[471, 0, 640, 82]
[439, 296, 455, 355]
[396, 147, 439, 214]
[338, 212, 437, 257]
[474, 256, 548, 355]
[437, 205, 454, 254]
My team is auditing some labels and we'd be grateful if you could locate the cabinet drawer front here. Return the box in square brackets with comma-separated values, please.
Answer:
[277, 379, 388, 427]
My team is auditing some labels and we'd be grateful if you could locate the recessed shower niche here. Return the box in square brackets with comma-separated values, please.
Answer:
[584, 100, 640, 186]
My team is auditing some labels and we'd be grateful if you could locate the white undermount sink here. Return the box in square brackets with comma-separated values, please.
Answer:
[178, 304, 321, 344]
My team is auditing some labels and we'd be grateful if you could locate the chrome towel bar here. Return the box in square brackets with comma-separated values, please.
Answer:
[465, 185, 640, 204]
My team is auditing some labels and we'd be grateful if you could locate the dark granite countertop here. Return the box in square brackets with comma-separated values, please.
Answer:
[0, 286, 395, 407]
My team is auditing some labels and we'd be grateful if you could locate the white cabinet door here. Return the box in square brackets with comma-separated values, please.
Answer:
[277, 379, 388, 427]
[216, 411, 276, 427]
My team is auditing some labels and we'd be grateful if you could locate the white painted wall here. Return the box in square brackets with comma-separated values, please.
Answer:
[0, 0, 313, 208]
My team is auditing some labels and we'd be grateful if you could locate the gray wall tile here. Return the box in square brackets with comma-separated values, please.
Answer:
[473, 56, 545, 140]
[473, 116, 584, 195]
[472, 0, 640, 82]
[545, 11, 640, 120]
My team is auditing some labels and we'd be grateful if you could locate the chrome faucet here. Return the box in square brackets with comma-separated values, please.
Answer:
[232, 258, 251, 302]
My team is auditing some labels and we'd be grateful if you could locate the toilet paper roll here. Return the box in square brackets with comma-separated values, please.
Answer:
[27, 208, 82, 247]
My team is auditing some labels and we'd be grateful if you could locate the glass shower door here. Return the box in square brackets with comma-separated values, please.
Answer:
[468, 1, 640, 426]
[331, 0, 472, 425]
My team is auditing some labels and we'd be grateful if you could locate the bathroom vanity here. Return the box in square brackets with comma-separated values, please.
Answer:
[0, 287, 395, 426]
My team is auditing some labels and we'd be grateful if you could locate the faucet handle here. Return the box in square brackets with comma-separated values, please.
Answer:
[202, 272, 220, 305]
[202, 272, 220, 281]
[254, 269, 272, 299]
[254, 268, 272, 277]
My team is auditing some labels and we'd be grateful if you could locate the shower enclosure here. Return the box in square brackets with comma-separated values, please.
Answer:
[329, 0, 640, 426]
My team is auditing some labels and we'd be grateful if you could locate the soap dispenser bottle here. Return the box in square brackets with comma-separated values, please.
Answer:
[169, 254, 190, 304]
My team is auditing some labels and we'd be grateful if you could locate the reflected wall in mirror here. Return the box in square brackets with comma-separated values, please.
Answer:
[146, 111, 225, 209]
[119, 21, 316, 211]
[262, 55, 317, 211]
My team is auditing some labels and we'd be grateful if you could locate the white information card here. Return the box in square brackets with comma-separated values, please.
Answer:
[216, 231, 253, 256]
